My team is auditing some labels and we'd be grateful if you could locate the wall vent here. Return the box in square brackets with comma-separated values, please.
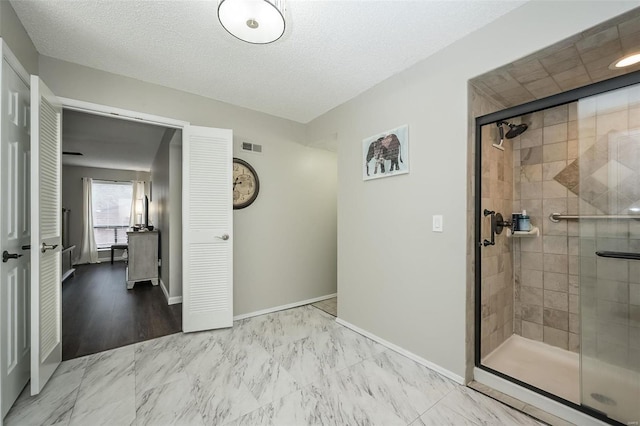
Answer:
[241, 142, 263, 153]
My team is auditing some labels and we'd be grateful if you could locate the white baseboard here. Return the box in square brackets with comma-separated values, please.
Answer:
[233, 293, 337, 321]
[474, 368, 608, 425]
[159, 279, 183, 305]
[335, 317, 465, 385]
[61, 268, 76, 282]
[160, 278, 169, 302]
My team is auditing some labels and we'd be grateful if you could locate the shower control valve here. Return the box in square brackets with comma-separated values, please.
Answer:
[482, 209, 511, 247]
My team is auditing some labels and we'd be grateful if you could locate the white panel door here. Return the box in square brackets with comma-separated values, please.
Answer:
[0, 58, 31, 418]
[183, 126, 233, 332]
[29, 76, 62, 395]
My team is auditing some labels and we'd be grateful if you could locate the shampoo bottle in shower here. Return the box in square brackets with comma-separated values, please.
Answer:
[518, 210, 531, 231]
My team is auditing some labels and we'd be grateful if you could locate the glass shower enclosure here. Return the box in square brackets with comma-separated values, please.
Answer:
[475, 81, 640, 425]
[576, 84, 640, 424]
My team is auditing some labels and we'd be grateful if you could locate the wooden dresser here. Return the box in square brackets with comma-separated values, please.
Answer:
[126, 230, 159, 289]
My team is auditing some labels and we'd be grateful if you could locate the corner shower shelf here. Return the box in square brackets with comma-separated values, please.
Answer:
[507, 226, 539, 238]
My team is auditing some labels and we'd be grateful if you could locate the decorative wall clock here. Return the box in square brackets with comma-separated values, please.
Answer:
[233, 158, 260, 209]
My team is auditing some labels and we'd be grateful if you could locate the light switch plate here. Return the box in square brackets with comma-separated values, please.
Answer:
[433, 215, 443, 232]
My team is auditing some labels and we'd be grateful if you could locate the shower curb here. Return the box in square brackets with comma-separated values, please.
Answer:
[469, 381, 574, 426]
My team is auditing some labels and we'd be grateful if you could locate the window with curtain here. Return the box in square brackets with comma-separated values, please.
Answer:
[91, 181, 133, 248]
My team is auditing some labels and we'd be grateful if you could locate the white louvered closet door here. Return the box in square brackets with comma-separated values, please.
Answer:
[29, 76, 62, 395]
[183, 126, 233, 333]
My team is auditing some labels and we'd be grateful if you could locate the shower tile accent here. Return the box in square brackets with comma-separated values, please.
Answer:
[553, 131, 640, 214]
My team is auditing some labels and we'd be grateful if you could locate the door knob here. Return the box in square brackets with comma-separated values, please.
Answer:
[216, 234, 230, 241]
[2, 251, 23, 262]
[41, 243, 59, 253]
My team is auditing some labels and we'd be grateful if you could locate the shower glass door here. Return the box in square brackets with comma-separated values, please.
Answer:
[577, 84, 640, 425]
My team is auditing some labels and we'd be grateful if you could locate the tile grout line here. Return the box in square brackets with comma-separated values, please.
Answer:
[408, 386, 456, 425]
[66, 356, 93, 424]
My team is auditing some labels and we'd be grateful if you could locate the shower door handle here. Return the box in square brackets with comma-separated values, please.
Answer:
[595, 251, 640, 260]
[483, 209, 496, 247]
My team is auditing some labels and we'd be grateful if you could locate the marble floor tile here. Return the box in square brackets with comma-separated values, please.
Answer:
[177, 330, 228, 379]
[306, 370, 407, 426]
[52, 355, 88, 379]
[6, 304, 545, 426]
[191, 355, 261, 424]
[134, 335, 188, 394]
[229, 377, 407, 426]
[226, 387, 332, 426]
[341, 351, 455, 423]
[231, 305, 338, 354]
[69, 397, 135, 426]
[371, 349, 458, 400]
[434, 386, 541, 425]
[227, 342, 300, 405]
[71, 345, 135, 418]
[412, 402, 480, 426]
[272, 331, 350, 387]
[136, 377, 204, 426]
[5, 368, 84, 426]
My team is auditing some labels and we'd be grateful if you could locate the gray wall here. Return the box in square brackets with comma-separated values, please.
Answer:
[150, 129, 175, 295]
[62, 165, 150, 263]
[168, 132, 182, 299]
[306, 1, 638, 380]
[0, 1, 38, 74]
[43, 57, 337, 315]
[232, 142, 336, 313]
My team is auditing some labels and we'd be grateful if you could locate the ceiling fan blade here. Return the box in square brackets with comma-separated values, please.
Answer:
[62, 151, 83, 156]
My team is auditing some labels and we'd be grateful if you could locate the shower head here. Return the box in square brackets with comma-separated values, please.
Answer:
[492, 121, 528, 151]
[505, 122, 528, 138]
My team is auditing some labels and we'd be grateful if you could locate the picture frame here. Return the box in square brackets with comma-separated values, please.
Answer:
[362, 125, 409, 181]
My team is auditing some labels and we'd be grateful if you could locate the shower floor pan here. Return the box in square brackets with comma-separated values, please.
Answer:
[482, 335, 580, 404]
[483, 335, 640, 423]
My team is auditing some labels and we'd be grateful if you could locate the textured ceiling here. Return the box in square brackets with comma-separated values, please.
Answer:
[471, 9, 640, 108]
[11, 0, 526, 123]
[63, 110, 168, 171]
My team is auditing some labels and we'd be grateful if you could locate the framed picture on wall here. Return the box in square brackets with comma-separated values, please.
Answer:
[362, 125, 409, 181]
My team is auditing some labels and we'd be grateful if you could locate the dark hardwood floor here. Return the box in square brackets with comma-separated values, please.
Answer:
[62, 262, 182, 361]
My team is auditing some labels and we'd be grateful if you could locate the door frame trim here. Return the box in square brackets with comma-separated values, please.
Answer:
[473, 69, 640, 425]
[59, 97, 189, 129]
[1, 39, 30, 87]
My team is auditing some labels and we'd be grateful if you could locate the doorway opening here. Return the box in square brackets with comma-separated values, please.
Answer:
[60, 108, 184, 360]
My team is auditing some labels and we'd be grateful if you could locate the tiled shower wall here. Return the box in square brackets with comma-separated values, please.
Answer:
[512, 102, 581, 352]
[480, 123, 514, 359]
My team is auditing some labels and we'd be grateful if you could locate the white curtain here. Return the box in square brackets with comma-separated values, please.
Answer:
[130, 181, 145, 227]
[77, 177, 99, 264]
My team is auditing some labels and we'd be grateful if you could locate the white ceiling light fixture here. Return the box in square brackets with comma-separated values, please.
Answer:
[218, 0, 285, 44]
[610, 52, 640, 69]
